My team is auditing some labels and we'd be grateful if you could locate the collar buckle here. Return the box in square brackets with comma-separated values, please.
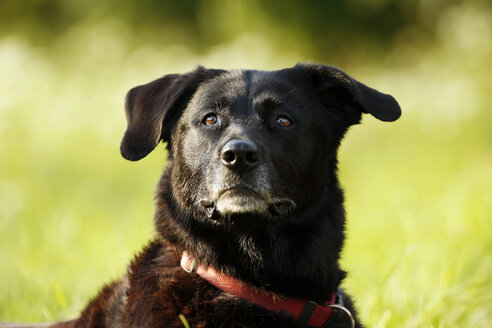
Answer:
[323, 304, 355, 328]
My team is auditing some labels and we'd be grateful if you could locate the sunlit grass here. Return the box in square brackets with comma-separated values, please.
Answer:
[339, 116, 492, 327]
[0, 4, 491, 326]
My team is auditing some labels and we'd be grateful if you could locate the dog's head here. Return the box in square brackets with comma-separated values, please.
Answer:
[121, 64, 400, 226]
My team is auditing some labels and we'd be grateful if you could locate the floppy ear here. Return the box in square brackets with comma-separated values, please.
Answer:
[299, 63, 401, 123]
[121, 67, 225, 161]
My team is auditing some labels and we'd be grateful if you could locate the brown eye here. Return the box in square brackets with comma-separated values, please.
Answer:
[276, 116, 292, 127]
[203, 114, 218, 126]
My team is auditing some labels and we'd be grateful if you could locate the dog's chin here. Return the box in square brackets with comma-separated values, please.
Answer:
[215, 194, 270, 216]
[211, 189, 296, 219]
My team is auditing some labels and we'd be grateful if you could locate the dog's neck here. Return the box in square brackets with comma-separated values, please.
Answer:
[155, 168, 347, 302]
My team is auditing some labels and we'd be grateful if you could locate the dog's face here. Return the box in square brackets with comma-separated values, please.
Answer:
[175, 69, 329, 221]
[120, 64, 400, 226]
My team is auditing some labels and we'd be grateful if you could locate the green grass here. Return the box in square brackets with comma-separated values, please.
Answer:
[339, 117, 492, 327]
[0, 13, 491, 326]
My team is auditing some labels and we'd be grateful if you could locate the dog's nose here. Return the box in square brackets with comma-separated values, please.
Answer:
[221, 139, 260, 171]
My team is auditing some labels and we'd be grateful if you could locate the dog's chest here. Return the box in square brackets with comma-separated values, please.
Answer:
[119, 241, 301, 328]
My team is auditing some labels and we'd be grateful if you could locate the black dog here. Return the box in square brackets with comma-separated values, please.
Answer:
[40, 63, 400, 328]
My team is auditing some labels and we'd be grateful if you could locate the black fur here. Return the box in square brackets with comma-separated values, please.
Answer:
[44, 63, 400, 328]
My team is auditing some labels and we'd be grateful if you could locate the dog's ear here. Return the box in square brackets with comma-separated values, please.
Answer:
[299, 63, 401, 124]
[121, 67, 225, 161]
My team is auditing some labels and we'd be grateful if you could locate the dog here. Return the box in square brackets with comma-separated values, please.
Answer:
[19, 63, 401, 328]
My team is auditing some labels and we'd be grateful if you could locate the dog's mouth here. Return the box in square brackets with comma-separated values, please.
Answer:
[200, 186, 296, 219]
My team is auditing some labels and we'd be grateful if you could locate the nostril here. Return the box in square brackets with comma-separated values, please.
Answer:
[222, 150, 236, 164]
[245, 151, 260, 164]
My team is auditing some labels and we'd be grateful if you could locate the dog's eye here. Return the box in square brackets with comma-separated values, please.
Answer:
[276, 116, 293, 127]
[202, 114, 218, 126]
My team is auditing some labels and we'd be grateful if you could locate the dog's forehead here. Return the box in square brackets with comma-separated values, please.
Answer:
[193, 69, 294, 106]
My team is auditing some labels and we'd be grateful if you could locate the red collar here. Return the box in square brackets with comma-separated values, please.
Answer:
[181, 251, 354, 328]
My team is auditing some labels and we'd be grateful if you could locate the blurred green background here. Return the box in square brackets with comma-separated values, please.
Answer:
[0, 0, 491, 327]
